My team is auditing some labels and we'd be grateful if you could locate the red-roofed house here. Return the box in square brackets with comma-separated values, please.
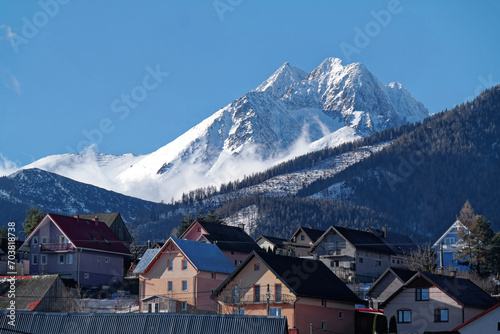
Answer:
[453, 302, 500, 334]
[19, 213, 131, 288]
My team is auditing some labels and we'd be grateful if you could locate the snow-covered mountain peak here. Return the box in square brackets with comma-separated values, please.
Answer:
[253, 62, 307, 98]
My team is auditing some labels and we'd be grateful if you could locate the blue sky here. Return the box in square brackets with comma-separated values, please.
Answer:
[1, 1, 499, 168]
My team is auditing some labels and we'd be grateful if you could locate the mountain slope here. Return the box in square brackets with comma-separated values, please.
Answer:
[298, 85, 500, 239]
[115, 58, 428, 201]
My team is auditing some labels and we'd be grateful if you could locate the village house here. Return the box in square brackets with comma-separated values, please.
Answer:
[139, 237, 235, 313]
[0, 275, 79, 312]
[211, 251, 360, 334]
[19, 213, 131, 288]
[452, 302, 500, 334]
[78, 212, 133, 250]
[366, 226, 418, 266]
[432, 220, 470, 271]
[287, 226, 325, 257]
[380, 271, 498, 333]
[255, 235, 288, 254]
[180, 220, 261, 266]
[309, 226, 396, 281]
[365, 267, 417, 309]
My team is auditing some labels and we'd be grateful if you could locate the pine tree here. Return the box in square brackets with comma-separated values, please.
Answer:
[21, 207, 44, 235]
[389, 315, 398, 334]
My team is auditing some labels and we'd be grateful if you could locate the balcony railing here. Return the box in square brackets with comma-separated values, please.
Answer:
[219, 293, 296, 305]
[40, 243, 75, 252]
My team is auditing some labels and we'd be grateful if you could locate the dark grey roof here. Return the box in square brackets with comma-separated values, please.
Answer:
[256, 235, 287, 247]
[213, 251, 360, 304]
[301, 227, 326, 243]
[366, 267, 417, 295]
[331, 226, 394, 254]
[195, 221, 261, 254]
[0, 311, 289, 334]
[381, 271, 498, 310]
[0, 275, 59, 310]
[368, 228, 418, 254]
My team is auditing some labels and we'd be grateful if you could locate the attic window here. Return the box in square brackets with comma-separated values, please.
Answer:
[85, 220, 90, 224]
[103, 238, 110, 245]
[91, 236, 97, 242]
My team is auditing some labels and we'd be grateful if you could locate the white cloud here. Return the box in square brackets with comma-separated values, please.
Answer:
[0, 154, 20, 176]
[0, 25, 17, 50]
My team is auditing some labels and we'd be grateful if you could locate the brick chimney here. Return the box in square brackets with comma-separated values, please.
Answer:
[92, 216, 99, 226]
[73, 215, 80, 223]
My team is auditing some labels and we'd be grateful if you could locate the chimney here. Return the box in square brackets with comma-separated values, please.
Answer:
[237, 223, 245, 230]
[382, 226, 387, 239]
[73, 215, 79, 223]
[92, 216, 99, 226]
[147, 240, 151, 249]
[439, 242, 444, 272]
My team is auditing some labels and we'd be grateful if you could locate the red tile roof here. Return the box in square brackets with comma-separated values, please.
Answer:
[48, 213, 130, 255]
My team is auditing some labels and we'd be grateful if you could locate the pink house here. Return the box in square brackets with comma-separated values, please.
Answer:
[180, 221, 261, 266]
[139, 237, 235, 313]
[211, 251, 360, 334]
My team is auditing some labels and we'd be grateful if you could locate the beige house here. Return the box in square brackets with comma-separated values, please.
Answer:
[211, 251, 360, 334]
[139, 237, 235, 313]
[381, 271, 498, 333]
[288, 227, 325, 256]
[365, 267, 416, 309]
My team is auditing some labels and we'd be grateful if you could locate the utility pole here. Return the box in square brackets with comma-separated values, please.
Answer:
[266, 284, 270, 315]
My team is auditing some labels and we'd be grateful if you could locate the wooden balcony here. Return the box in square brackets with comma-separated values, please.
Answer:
[40, 243, 75, 252]
[219, 293, 296, 305]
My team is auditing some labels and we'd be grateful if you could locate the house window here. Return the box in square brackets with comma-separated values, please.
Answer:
[275, 284, 282, 302]
[211, 272, 216, 280]
[32, 254, 38, 265]
[198, 228, 201, 232]
[416, 288, 429, 301]
[321, 299, 326, 307]
[254, 263, 260, 271]
[182, 259, 188, 270]
[182, 301, 188, 310]
[233, 308, 245, 315]
[300, 235, 305, 241]
[234, 260, 238, 266]
[339, 311, 344, 320]
[41, 255, 47, 265]
[59, 254, 65, 264]
[154, 303, 159, 313]
[97, 256, 101, 263]
[84, 273, 89, 279]
[376, 260, 381, 267]
[168, 281, 173, 291]
[270, 307, 281, 316]
[148, 304, 152, 313]
[68, 254, 73, 264]
[105, 257, 109, 264]
[254, 285, 260, 302]
[182, 280, 188, 291]
[32, 236, 38, 245]
[321, 321, 327, 330]
[60, 236, 68, 243]
[103, 238, 110, 245]
[444, 237, 455, 245]
[234, 286, 239, 303]
[41, 236, 47, 244]
[434, 309, 449, 322]
[359, 257, 363, 263]
[397, 310, 411, 323]
[168, 260, 173, 271]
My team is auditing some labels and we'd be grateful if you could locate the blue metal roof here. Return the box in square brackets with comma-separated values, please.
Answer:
[133, 248, 161, 274]
[0, 311, 288, 334]
[170, 238, 236, 274]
